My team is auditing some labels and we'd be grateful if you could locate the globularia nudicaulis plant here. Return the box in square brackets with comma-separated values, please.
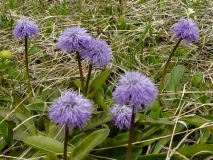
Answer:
[13, 17, 38, 103]
[1, 2, 208, 160]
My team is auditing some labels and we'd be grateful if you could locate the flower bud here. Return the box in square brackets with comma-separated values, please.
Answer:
[0, 50, 12, 59]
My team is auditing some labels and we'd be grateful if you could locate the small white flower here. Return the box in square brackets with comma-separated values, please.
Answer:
[187, 8, 195, 16]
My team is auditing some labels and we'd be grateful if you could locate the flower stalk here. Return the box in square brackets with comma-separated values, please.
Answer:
[76, 51, 86, 96]
[126, 106, 135, 160]
[85, 64, 92, 95]
[63, 125, 69, 160]
[25, 36, 32, 103]
[158, 38, 182, 97]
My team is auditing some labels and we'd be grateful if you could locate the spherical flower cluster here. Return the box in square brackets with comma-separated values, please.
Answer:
[57, 26, 91, 53]
[13, 17, 38, 39]
[171, 18, 199, 45]
[113, 71, 158, 112]
[109, 104, 132, 130]
[0, 50, 12, 59]
[48, 90, 92, 129]
[80, 38, 112, 67]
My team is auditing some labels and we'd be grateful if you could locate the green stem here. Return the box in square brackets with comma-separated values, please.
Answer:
[76, 51, 85, 96]
[85, 64, 92, 96]
[158, 38, 182, 97]
[25, 36, 32, 103]
[63, 125, 69, 160]
[126, 106, 135, 160]
[0, 59, 6, 85]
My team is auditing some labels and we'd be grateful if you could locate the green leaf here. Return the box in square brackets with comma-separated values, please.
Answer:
[199, 95, 211, 104]
[95, 147, 142, 160]
[193, 72, 203, 87]
[150, 101, 161, 119]
[45, 21, 53, 35]
[141, 125, 161, 140]
[0, 141, 5, 151]
[27, 39, 31, 51]
[0, 107, 17, 121]
[154, 61, 175, 80]
[167, 65, 185, 91]
[74, 112, 113, 134]
[0, 116, 8, 143]
[27, 98, 46, 112]
[15, 105, 36, 135]
[152, 124, 185, 154]
[44, 153, 59, 160]
[200, 129, 210, 144]
[73, 80, 82, 90]
[139, 113, 173, 126]
[140, 128, 167, 147]
[138, 153, 182, 160]
[200, 115, 213, 121]
[140, 117, 174, 125]
[28, 45, 38, 55]
[23, 136, 73, 154]
[114, 129, 142, 142]
[171, 65, 185, 82]
[96, 129, 142, 149]
[70, 129, 109, 160]
[97, 129, 141, 149]
[83, 156, 96, 160]
[69, 132, 93, 147]
[96, 137, 126, 149]
[137, 23, 150, 49]
[87, 68, 113, 98]
[43, 118, 64, 141]
[13, 129, 30, 141]
[180, 115, 211, 130]
[6, 121, 14, 147]
[92, 90, 108, 111]
[178, 144, 213, 156]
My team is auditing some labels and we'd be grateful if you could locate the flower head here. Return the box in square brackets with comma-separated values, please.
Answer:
[171, 18, 199, 45]
[80, 38, 112, 67]
[0, 50, 12, 59]
[48, 90, 92, 129]
[109, 104, 132, 130]
[57, 26, 91, 53]
[13, 18, 38, 39]
[113, 71, 158, 112]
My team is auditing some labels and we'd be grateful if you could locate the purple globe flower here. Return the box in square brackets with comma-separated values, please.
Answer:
[80, 38, 112, 67]
[113, 71, 158, 112]
[109, 104, 132, 130]
[49, 90, 92, 129]
[13, 17, 38, 39]
[171, 18, 199, 45]
[57, 26, 91, 53]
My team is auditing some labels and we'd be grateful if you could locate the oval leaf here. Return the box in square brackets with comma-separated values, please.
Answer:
[70, 129, 110, 160]
[138, 153, 182, 160]
[74, 112, 113, 134]
[44, 153, 59, 160]
[88, 68, 113, 98]
[23, 136, 73, 154]
[178, 144, 213, 156]
[95, 147, 142, 160]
